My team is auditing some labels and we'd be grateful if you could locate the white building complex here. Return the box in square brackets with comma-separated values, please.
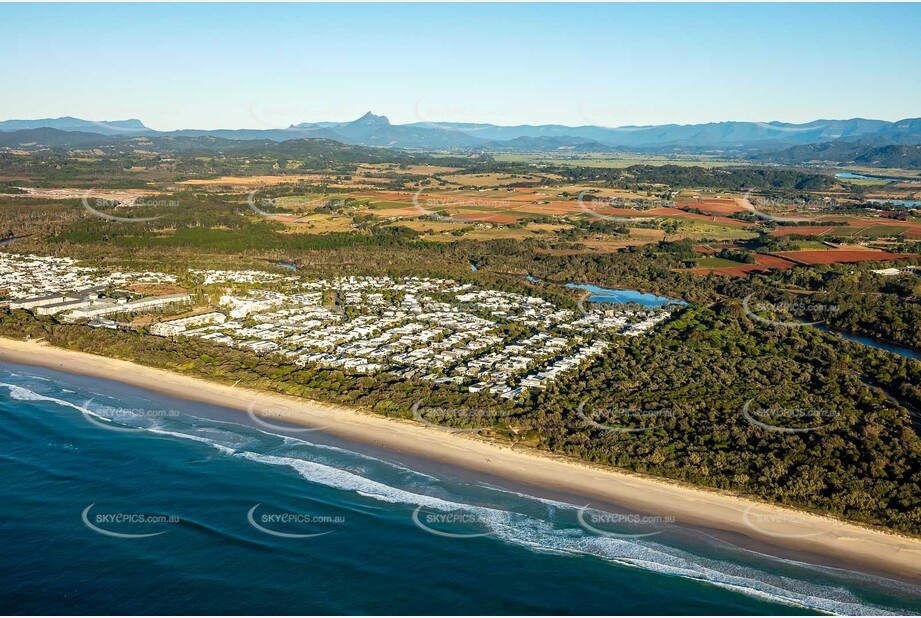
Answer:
[62, 294, 192, 321]
[151, 311, 226, 337]
[0, 254, 680, 400]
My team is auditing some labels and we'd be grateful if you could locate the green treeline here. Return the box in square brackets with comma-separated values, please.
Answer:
[553, 165, 836, 192]
[0, 303, 917, 534]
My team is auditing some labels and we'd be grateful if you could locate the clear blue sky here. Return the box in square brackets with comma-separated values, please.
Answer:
[2, 3, 919, 130]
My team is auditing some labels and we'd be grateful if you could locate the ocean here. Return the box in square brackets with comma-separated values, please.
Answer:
[1, 361, 919, 615]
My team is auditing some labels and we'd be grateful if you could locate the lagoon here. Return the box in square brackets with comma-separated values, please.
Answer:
[867, 199, 921, 208]
[565, 283, 687, 308]
[835, 172, 902, 182]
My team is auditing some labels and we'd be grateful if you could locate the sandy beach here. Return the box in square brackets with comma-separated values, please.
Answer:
[1, 336, 919, 583]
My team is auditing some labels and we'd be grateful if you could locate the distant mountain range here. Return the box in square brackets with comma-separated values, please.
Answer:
[0, 128, 414, 163]
[407, 117, 921, 152]
[757, 141, 921, 169]
[0, 116, 149, 135]
[2, 112, 921, 167]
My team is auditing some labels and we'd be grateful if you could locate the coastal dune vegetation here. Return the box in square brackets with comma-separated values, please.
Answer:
[1, 301, 918, 535]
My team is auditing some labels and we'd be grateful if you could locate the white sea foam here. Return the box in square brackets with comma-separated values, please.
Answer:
[2, 381, 912, 615]
[276, 433, 440, 481]
[181, 413, 441, 482]
[145, 427, 238, 453]
[2, 382, 108, 421]
[476, 482, 582, 511]
[224, 449, 905, 615]
[236, 450, 504, 517]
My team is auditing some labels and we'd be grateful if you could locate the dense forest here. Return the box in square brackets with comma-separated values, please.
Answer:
[761, 141, 921, 169]
[554, 165, 836, 191]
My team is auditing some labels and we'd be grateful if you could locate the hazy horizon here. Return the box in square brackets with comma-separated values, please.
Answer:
[1, 3, 919, 131]
[4, 109, 921, 132]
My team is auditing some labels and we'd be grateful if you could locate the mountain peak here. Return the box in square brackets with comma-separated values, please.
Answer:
[350, 111, 390, 127]
[105, 118, 147, 129]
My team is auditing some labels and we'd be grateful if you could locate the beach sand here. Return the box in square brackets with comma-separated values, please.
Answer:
[1, 336, 919, 583]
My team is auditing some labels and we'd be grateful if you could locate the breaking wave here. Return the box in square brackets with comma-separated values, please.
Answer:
[2, 380, 916, 615]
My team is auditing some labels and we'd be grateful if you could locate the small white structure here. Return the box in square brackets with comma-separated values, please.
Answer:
[871, 268, 902, 276]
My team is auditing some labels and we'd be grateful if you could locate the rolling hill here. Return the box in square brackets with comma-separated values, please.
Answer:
[2, 113, 921, 166]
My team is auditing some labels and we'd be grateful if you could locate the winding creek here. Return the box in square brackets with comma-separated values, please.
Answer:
[813, 324, 920, 362]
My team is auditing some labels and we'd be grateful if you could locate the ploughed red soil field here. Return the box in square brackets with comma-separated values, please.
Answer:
[774, 249, 919, 265]
[453, 212, 522, 224]
[592, 206, 748, 227]
[753, 254, 798, 269]
[593, 207, 657, 217]
[368, 191, 417, 200]
[684, 253, 799, 277]
[769, 226, 837, 237]
[513, 201, 583, 215]
[681, 249, 899, 277]
[676, 199, 745, 216]
[645, 207, 747, 226]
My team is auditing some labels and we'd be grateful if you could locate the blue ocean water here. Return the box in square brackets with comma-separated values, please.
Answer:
[0, 362, 919, 615]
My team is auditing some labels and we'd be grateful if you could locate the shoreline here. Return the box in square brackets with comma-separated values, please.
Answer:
[1, 337, 920, 585]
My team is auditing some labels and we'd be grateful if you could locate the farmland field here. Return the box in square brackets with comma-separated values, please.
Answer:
[439, 172, 551, 187]
[675, 198, 745, 215]
[752, 254, 797, 269]
[696, 257, 746, 268]
[774, 249, 919, 265]
[492, 153, 751, 169]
